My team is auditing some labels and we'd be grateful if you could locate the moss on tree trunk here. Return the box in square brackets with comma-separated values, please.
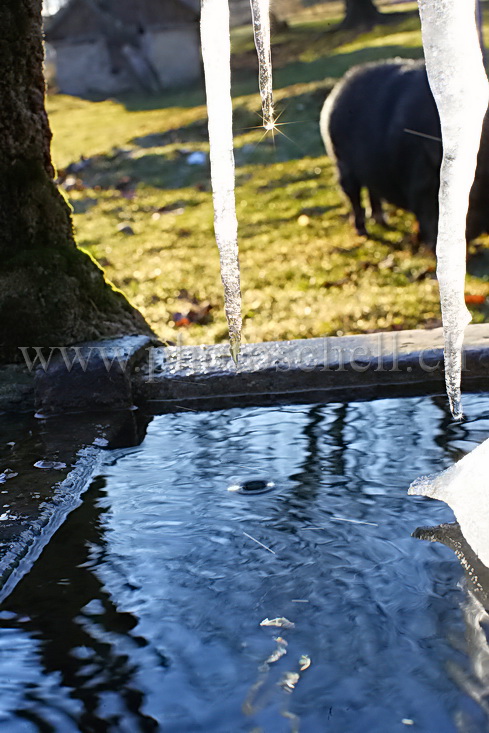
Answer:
[0, 0, 152, 363]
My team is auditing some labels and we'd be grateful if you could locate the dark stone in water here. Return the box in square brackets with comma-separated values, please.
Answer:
[227, 478, 275, 495]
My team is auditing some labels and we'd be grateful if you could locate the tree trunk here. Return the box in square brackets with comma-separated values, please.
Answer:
[0, 0, 152, 362]
[340, 0, 382, 30]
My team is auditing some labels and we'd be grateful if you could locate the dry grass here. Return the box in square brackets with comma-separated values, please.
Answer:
[47, 3, 489, 346]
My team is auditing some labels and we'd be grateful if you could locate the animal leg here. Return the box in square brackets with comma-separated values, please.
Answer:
[416, 197, 438, 249]
[338, 164, 367, 236]
[369, 191, 387, 226]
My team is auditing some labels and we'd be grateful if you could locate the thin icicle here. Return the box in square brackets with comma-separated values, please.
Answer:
[418, 0, 489, 419]
[250, 0, 275, 130]
[201, 0, 242, 363]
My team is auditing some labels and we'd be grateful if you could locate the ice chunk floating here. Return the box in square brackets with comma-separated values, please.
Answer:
[409, 437, 489, 568]
[201, 0, 242, 362]
[418, 0, 489, 419]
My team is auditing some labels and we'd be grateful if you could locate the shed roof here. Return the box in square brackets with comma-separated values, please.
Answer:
[45, 0, 199, 43]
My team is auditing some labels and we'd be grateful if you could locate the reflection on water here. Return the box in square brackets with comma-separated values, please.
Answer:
[414, 524, 489, 727]
[1, 395, 489, 731]
[410, 424, 489, 729]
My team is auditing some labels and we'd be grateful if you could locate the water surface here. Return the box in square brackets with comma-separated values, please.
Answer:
[1, 395, 489, 732]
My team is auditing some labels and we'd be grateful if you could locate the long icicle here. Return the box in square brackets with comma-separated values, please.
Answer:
[250, 0, 275, 130]
[418, 0, 489, 419]
[201, 0, 242, 363]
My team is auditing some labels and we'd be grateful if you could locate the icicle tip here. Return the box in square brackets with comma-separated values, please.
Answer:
[230, 337, 241, 366]
[449, 397, 464, 423]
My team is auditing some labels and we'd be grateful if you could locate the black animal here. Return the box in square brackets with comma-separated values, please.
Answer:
[320, 59, 489, 246]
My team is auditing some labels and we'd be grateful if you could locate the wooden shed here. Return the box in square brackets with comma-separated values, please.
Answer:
[45, 0, 201, 97]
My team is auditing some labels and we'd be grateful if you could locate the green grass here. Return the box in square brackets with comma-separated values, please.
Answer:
[47, 2, 489, 346]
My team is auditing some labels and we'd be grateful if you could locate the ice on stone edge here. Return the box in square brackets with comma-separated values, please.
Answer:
[408, 436, 489, 568]
[250, 0, 275, 130]
[201, 0, 242, 363]
[418, 0, 489, 419]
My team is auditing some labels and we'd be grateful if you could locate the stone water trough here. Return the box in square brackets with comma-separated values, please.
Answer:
[1, 323, 489, 600]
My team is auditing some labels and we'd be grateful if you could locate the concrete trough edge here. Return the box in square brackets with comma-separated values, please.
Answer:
[0, 445, 104, 603]
[3, 325, 489, 413]
[1, 324, 489, 601]
[134, 324, 489, 411]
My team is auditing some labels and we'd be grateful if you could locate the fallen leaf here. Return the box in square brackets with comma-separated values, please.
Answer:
[260, 617, 295, 629]
[117, 223, 135, 236]
[322, 278, 349, 289]
[410, 266, 436, 282]
[279, 672, 300, 692]
[171, 299, 213, 327]
[172, 315, 191, 327]
[266, 637, 288, 664]
[465, 294, 486, 305]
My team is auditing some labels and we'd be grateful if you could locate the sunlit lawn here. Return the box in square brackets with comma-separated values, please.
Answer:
[47, 2, 489, 346]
